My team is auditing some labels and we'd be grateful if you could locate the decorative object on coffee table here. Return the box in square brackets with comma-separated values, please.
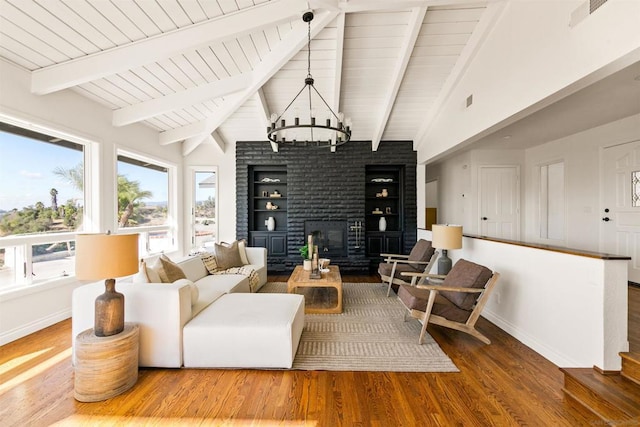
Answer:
[74, 323, 139, 402]
[287, 265, 343, 314]
[75, 232, 139, 337]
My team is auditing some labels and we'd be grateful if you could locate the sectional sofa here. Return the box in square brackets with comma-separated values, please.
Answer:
[72, 247, 305, 369]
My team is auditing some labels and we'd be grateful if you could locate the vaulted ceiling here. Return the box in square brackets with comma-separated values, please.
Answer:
[0, 0, 499, 154]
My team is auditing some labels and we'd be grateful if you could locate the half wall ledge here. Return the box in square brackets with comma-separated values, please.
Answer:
[417, 228, 630, 372]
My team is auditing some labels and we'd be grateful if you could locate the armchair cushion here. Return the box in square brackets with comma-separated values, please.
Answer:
[378, 262, 422, 281]
[398, 284, 471, 323]
[440, 259, 492, 310]
[407, 239, 435, 271]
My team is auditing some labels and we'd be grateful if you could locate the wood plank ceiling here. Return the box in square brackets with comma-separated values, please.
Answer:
[0, 0, 495, 154]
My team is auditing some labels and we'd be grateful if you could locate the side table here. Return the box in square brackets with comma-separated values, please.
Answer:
[74, 323, 139, 402]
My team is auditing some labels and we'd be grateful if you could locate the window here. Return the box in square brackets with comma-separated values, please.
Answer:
[632, 171, 640, 207]
[192, 170, 217, 250]
[0, 120, 86, 288]
[539, 161, 565, 241]
[117, 152, 175, 254]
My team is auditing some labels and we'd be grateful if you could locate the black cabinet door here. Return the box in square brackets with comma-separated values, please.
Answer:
[270, 234, 287, 256]
[250, 232, 287, 257]
[366, 231, 403, 256]
[384, 234, 403, 254]
[250, 234, 268, 252]
[366, 234, 384, 256]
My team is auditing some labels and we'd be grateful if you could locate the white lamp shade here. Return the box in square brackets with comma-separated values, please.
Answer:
[75, 233, 139, 280]
[432, 224, 463, 250]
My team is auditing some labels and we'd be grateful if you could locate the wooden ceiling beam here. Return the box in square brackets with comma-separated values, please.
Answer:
[158, 9, 340, 148]
[112, 74, 250, 127]
[324, 0, 491, 13]
[257, 89, 279, 153]
[413, 1, 505, 148]
[371, 7, 427, 151]
[31, 0, 308, 95]
[331, 12, 346, 153]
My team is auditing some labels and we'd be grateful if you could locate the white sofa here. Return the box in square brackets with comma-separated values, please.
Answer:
[72, 247, 305, 369]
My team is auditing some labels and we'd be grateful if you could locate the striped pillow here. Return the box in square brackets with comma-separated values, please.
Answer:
[200, 253, 219, 274]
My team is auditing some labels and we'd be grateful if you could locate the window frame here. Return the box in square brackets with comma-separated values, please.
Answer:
[538, 159, 566, 242]
[186, 165, 219, 252]
[0, 113, 96, 292]
[115, 148, 178, 256]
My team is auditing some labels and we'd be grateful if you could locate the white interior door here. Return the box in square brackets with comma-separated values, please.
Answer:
[602, 140, 640, 284]
[479, 166, 520, 239]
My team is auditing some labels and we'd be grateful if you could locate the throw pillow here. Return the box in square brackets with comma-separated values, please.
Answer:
[158, 254, 187, 283]
[215, 241, 244, 270]
[237, 239, 250, 265]
[132, 260, 150, 283]
[144, 258, 163, 283]
[201, 253, 219, 274]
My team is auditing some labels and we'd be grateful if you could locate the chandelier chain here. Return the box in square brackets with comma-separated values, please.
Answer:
[307, 17, 312, 79]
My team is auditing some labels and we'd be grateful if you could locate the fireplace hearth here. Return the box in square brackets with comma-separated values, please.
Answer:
[305, 220, 348, 258]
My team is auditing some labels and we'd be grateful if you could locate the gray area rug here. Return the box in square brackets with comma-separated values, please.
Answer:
[259, 282, 459, 372]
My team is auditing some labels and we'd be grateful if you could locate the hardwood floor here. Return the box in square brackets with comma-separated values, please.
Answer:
[3, 274, 626, 426]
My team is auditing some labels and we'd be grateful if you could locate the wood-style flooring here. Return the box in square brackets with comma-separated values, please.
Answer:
[2, 275, 638, 426]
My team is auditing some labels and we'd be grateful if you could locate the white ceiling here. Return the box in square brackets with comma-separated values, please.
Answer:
[0, 0, 497, 154]
[0, 0, 637, 157]
[464, 59, 640, 154]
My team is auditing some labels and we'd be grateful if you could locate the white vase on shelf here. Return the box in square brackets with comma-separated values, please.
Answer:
[379, 216, 387, 232]
[266, 216, 276, 231]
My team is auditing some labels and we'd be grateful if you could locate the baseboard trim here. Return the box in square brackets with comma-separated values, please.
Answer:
[0, 309, 70, 346]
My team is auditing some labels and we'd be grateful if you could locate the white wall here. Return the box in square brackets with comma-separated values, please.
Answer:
[418, 229, 629, 370]
[0, 59, 184, 344]
[417, 0, 640, 164]
[524, 113, 640, 251]
[422, 112, 640, 251]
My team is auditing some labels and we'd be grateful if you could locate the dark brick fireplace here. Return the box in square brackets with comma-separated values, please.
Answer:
[236, 140, 417, 272]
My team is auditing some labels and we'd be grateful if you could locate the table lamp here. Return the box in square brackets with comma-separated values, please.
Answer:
[431, 224, 463, 275]
[75, 232, 139, 337]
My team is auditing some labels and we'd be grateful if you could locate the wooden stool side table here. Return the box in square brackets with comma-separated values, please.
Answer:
[74, 323, 139, 402]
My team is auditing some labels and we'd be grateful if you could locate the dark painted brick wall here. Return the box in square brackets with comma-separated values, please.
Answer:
[236, 140, 417, 271]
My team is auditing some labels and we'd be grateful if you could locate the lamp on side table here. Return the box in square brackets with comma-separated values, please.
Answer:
[432, 224, 463, 275]
[75, 232, 139, 337]
[74, 232, 140, 402]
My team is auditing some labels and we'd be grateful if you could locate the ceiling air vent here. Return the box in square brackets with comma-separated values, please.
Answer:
[590, 0, 608, 14]
[570, 0, 608, 27]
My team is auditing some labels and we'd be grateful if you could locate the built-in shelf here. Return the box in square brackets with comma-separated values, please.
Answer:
[249, 166, 288, 258]
[365, 165, 404, 258]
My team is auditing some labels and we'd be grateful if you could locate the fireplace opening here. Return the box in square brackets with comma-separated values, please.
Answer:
[305, 220, 348, 258]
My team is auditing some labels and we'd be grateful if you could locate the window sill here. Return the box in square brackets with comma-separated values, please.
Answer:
[0, 276, 80, 302]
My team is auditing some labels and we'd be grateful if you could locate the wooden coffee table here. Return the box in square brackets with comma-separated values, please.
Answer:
[287, 265, 343, 314]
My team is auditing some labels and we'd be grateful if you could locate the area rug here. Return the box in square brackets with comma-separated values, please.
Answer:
[258, 282, 459, 372]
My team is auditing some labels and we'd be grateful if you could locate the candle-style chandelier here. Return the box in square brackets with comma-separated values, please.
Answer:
[267, 11, 352, 149]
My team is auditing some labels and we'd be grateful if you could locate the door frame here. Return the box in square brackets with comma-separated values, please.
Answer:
[185, 165, 219, 252]
[599, 138, 640, 257]
[477, 165, 521, 240]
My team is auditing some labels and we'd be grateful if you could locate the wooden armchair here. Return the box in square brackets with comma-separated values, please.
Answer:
[398, 259, 500, 345]
[377, 239, 438, 297]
